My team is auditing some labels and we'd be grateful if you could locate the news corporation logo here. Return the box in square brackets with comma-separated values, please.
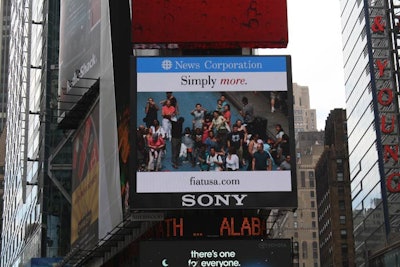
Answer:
[161, 60, 173, 70]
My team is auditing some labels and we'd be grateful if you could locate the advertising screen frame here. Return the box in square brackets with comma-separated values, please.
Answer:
[131, 55, 297, 210]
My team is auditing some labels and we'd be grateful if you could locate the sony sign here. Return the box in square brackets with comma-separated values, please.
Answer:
[182, 194, 248, 207]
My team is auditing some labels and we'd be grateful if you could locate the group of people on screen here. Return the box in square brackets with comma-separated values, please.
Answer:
[136, 92, 291, 172]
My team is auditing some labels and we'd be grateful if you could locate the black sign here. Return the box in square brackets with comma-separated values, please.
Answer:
[140, 239, 292, 267]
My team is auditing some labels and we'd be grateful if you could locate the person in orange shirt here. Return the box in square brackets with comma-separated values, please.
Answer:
[161, 99, 176, 141]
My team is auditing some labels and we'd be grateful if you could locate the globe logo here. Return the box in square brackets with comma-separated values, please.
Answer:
[161, 60, 173, 70]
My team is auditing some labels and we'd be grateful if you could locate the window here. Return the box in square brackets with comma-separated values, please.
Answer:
[309, 171, 315, 187]
[294, 221, 298, 228]
[310, 191, 315, 198]
[311, 201, 315, 208]
[312, 242, 318, 259]
[341, 244, 348, 257]
[301, 172, 306, 187]
[341, 229, 347, 239]
[294, 232, 298, 238]
[338, 185, 345, 195]
[312, 232, 317, 239]
[336, 158, 343, 169]
[339, 200, 345, 210]
[340, 215, 346, 224]
[302, 241, 308, 259]
[312, 221, 316, 228]
[337, 172, 344, 181]
[311, 212, 316, 218]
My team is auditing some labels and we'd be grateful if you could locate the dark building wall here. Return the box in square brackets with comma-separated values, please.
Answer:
[315, 109, 355, 267]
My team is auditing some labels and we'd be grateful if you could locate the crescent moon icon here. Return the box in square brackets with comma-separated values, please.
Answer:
[162, 258, 168, 267]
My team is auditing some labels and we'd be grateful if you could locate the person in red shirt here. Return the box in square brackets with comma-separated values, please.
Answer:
[161, 99, 176, 140]
[147, 133, 165, 171]
[223, 103, 231, 131]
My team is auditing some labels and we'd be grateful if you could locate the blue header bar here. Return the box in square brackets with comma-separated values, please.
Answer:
[136, 56, 287, 73]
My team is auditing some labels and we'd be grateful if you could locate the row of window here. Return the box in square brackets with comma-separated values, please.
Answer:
[300, 171, 315, 187]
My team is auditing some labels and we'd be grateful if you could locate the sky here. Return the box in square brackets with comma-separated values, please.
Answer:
[258, 0, 346, 130]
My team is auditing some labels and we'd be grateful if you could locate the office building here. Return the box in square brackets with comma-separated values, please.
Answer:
[270, 131, 323, 267]
[1, 1, 71, 266]
[340, 0, 400, 265]
[268, 82, 322, 267]
[315, 109, 355, 267]
[0, 127, 6, 265]
[0, 0, 10, 133]
[0, 1, 11, 263]
[293, 83, 317, 134]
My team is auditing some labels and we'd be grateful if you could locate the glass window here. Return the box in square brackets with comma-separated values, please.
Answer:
[302, 241, 308, 259]
[338, 185, 345, 195]
[310, 178, 315, 188]
[340, 215, 346, 224]
[312, 242, 318, 259]
[311, 201, 315, 208]
[312, 232, 317, 239]
[341, 243, 348, 257]
[337, 158, 343, 169]
[339, 200, 345, 210]
[301, 171, 306, 187]
[337, 172, 344, 181]
[341, 229, 347, 239]
[310, 191, 315, 198]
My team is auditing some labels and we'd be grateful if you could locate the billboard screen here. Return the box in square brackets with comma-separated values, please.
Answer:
[140, 239, 292, 267]
[132, 56, 296, 209]
[71, 102, 99, 248]
[58, 0, 101, 120]
[131, 0, 288, 49]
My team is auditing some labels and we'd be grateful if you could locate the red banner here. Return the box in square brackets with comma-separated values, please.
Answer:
[132, 0, 288, 49]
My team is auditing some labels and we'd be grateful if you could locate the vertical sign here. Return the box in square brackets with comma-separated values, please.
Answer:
[71, 103, 99, 249]
[367, 3, 400, 193]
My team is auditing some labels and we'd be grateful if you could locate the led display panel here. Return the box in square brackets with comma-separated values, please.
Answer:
[140, 239, 292, 267]
[132, 56, 296, 209]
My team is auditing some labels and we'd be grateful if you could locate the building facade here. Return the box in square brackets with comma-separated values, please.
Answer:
[293, 83, 317, 134]
[270, 131, 323, 267]
[340, 0, 400, 265]
[0, 0, 10, 133]
[1, 0, 71, 266]
[315, 109, 355, 267]
[269, 83, 322, 267]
